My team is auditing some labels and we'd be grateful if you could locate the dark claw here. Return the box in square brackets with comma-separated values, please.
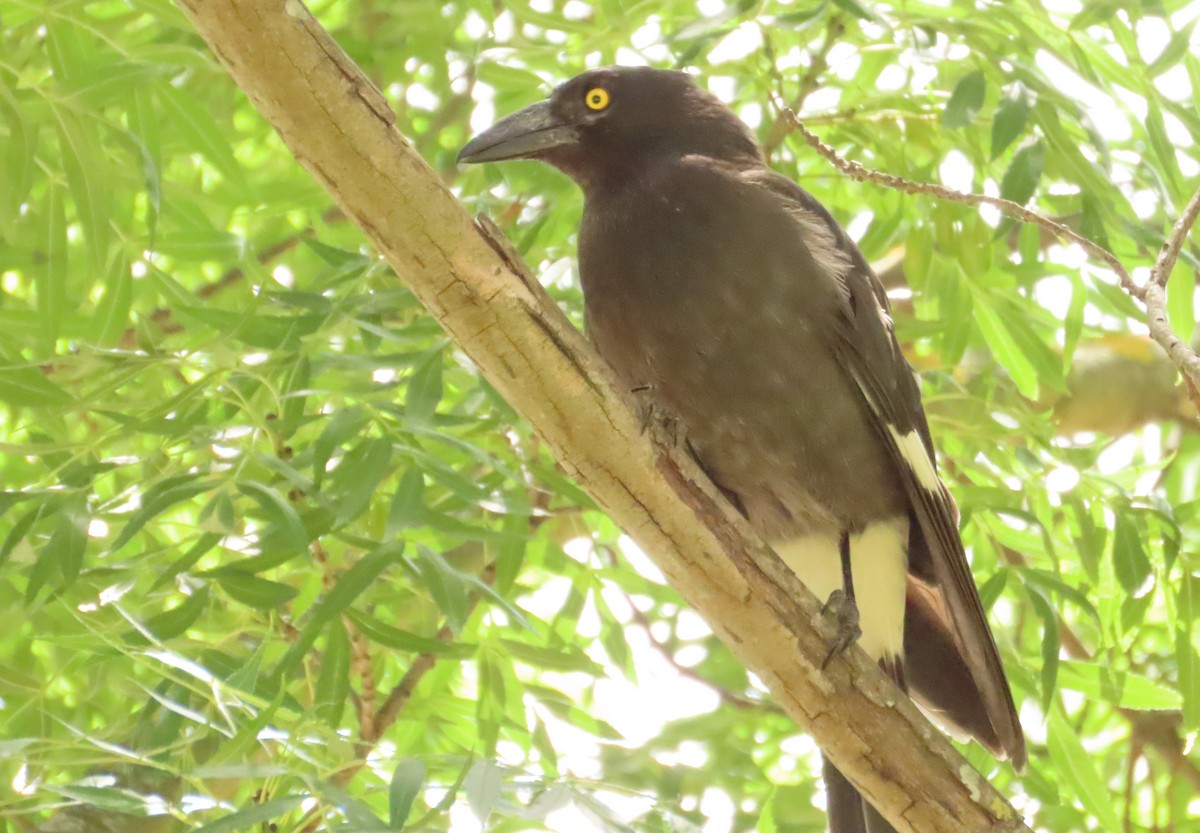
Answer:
[633, 387, 685, 448]
[820, 589, 862, 669]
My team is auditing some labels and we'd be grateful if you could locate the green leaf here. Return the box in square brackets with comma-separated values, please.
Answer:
[190, 796, 305, 833]
[152, 533, 222, 590]
[45, 493, 89, 586]
[943, 70, 986, 129]
[831, 0, 876, 20]
[332, 436, 393, 526]
[415, 547, 470, 635]
[1047, 708, 1122, 833]
[386, 467, 426, 535]
[991, 83, 1031, 159]
[475, 63, 544, 92]
[313, 407, 369, 491]
[237, 481, 309, 556]
[1062, 274, 1087, 368]
[0, 82, 34, 228]
[272, 541, 406, 679]
[500, 639, 603, 674]
[53, 106, 110, 268]
[40, 183, 68, 348]
[1166, 254, 1196, 342]
[389, 758, 426, 830]
[999, 141, 1044, 205]
[345, 609, 470, 654]
[1026, 586, 1059, 712]
[0, 365, 74, 408]
[216, 572, 298, 609]
[1144, 100, 1184, 202]
[1057, 660, 1181, 711]
[406, 348, 444, 423]
[463, 759, 502, 824]
[315, 620, 351, 725]
[43, 785, 158, 817]
[155, 82, 246, 190]
[142, 588, 211, 641]
[977, 569, 1007, 611]
[0, 504, 44, 567]
[92, 251, 134, 347]
[972, 293, 1040, 398]
[111, 474, 212, 552]
[1112, 512, 1151, 595]
[1148, 21, 1198, 77]
[1179, 625, 1200, 730]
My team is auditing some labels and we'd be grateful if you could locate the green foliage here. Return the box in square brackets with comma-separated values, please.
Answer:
[1, 0, 1199, 832]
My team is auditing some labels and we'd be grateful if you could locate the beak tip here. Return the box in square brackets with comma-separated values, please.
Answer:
[456, 143, 481, 165]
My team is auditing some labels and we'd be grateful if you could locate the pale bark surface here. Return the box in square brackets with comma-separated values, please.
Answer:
[174, 1, 1033, 830]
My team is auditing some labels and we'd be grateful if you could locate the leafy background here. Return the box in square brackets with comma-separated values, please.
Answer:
[1, 0, 1199, 831]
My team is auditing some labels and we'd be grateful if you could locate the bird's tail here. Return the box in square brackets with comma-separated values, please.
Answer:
[822, 756, 898, 833]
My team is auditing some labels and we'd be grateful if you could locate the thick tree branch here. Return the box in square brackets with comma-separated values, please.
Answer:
[777, 108, 1200, 401]
[174, 2, 1030, 831]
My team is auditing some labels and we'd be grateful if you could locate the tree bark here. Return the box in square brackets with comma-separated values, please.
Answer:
[173, 1, 1033, 830]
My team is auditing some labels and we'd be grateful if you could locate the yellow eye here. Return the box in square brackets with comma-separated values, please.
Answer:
[584, 87, 610, 111]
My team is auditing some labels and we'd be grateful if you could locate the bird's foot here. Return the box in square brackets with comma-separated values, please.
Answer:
[819, 589, 862, 669]
[633, 386, 685, 448]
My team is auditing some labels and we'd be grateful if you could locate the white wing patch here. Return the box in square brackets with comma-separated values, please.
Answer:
[775, 517, 909, 661]
[889, 425, 941, 492]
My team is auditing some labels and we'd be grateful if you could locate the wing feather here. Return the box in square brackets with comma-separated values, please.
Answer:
[752, 170, 1026, 767]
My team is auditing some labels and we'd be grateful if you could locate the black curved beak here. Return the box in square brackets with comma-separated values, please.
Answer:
[458, 100, 578, 164]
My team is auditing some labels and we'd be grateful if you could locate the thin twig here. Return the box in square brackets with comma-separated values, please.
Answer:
[775, 107, 1200, 400]
[775, 106, 1139, 297]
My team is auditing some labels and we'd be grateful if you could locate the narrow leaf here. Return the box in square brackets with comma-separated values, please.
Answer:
[237, 481, 308, 556]
[272, 541, 406, 678]
[111, 474, 211, 551]
[155, 83, 246, 189]
[943, 70, 986, 129]
[315, 621, 351, 725]
[0, 365, 74, 408]
[386, 467, 426, 535]
[190, 796, 305, 833]
[1112, 512, 1151, 594]
[999, 141, 1045, 205]
[406, 349, 444, 423]
[991, 83, 1031, 158]
[389, 758, 426, 830]
[1047, 708, 1122, 833]
[217, 572, 298, 609]
[46, 493, 89, 585]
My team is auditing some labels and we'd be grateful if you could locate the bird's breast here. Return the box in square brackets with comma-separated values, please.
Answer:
[578, 165, 906, 537]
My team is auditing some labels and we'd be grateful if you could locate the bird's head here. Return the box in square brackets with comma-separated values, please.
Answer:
[458, 66, 760, 187]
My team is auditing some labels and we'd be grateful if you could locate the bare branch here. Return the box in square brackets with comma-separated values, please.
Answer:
[775, 107, 1200, 399]
[775, 106, 1139, 297]
[1150, 186, 1200, 289]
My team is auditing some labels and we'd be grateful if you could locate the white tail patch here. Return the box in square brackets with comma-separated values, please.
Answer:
[889, 426, 941, 492]
[775, 517, 909, 661]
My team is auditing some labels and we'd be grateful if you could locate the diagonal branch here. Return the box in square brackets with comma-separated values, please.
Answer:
[173, 2, 1031, 831]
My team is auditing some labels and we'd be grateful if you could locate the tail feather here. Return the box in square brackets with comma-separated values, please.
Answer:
[822, 757, 898, 833]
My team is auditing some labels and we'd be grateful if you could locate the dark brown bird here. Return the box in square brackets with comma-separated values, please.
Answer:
[460, 66, 1024, 832]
